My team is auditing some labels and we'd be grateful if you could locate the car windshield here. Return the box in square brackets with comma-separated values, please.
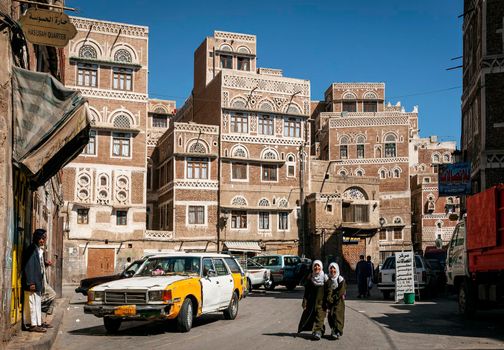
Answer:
[136, 257, 200, 276]
[247, 259, 264, 268]
[125, 260, 143, 275]
[252, 256, 279, 267]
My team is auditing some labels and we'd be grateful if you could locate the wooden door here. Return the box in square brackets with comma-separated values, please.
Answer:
[87, 248, 115, 278]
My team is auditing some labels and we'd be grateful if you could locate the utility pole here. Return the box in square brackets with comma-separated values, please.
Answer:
[299, 143, 306, 257]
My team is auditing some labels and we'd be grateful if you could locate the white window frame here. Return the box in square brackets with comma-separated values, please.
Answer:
[231, 162, 248, 182]
[261, 164, 278, 183]
[186, 205, 207, 227]
[258, 211, 270, 231]
[185, 157, 209, 180]
[278, 212, 289, 231]
[110, 132, 133, 159]
[82, 130, 98, 157]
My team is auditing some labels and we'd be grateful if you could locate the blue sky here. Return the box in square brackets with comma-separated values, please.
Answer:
[67, 0, 463, 145]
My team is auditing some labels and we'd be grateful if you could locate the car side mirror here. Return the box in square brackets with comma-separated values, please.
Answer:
[123, 270, 135, 278]
[206, 269, 217, 278]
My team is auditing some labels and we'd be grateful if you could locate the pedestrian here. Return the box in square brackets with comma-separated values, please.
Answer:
[40, 247, 56, 325]
[22, 229, 48, 332]
[355, 255, 370, 298]
[325, 262, 346, 340]
[366, 255, 375, 297]
[297, 260, 327, 340]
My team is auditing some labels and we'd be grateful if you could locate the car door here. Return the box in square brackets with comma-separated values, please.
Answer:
[212, 258, 234, 307]
[447, 223, 466, 281]
[201, 258, 220, 313]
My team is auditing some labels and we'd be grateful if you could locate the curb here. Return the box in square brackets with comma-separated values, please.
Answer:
[6, 298, 69, 350]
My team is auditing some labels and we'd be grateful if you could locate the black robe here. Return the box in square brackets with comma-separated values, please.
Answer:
[22, 243, 44, 295]
[297, 276, 326, 333]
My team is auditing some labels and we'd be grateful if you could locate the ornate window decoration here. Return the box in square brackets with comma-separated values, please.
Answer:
[384, 133, 397, 158]
[436, 220, 444, 229]
[355, 168, 364, 176]
[342, 92, 357, 100]
[363, 91, 378, 99]
[113, 114, 132, 129]
[220, 44, 232, 52]
[231, 98, 247, 109]
[237, 46, 250, 54]
[114, 48, 132, 63]
[393, 217, 403, 225]
[262, 149, 278, 160]
[379, 167, 387, 179]
[286, 153, 296, 177]
[278, 198, 288, 208]
[285, 103, 302, 114]
[443, 153, 450, 163]
[340, 135, 349, 159]
[79, 45, 97, 59]
[188, 140, 208, 154]
[259, 100, 274, 111]
[232, 145, 248, 158]
[258, 198, 270, 207]
[115, 175, 129, 205]
[432, 153, 441, 163]
[343, 187, 368, 200]
[232, 196, 247, 206]
[392, 167, 401, 178]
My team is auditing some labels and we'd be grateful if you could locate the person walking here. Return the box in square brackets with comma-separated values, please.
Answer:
[22, 229, 48, 333]
[355, 255, 369, 298]
[366, 256, 375, 297]
[325, 262, 346, 340]
[297, 260, 327, 340]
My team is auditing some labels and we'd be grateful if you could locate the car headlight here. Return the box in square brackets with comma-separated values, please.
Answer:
[87, 290, 104, 302]
[149, 290, 163, 301]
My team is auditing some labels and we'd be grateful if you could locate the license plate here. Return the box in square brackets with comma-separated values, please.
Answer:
[114, 305, 136, 316]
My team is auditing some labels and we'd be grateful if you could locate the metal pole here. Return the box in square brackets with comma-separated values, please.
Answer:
[299, 144, 305, 257]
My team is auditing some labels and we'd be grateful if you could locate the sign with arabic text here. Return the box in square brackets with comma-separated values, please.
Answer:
[438, 162, 471, 196]
[394, 251, 415, 303]
[19, 8, 77, 47]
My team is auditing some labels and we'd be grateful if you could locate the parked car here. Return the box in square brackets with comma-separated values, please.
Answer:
[85, 253, 245, 333]
[75, 258, 145, 296]
[249, 254, 305, 290]
[377, 254, 434, 299]
[242, 259, 271, 291]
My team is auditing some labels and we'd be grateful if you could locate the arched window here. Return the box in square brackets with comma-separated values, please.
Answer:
[232, 146, 248, 158]
[262, 149, 277, 160]
[340, 136, 349, 159]
[232, 196, 247, 206]
[114, 49, 132, 63]
[278, 198, 288, 208]
[384, 134, 397, 158]
[355, 170, 363, 177]
[259, 101, 274, 111]
[356, 135, 365, 159]
[286, 154, 296, 177]
[258, 198, 270, 207]
[379, 169, 386, 179]
[443, 153, 450, 163]
[432, 153, 440, 163]
[393, 168, 401, 178]
[79, 45, 97, 59]
[342, 92, 357, 112]
[188, 141, 207, 154]
[393, 217, 403, 224]
[339, 169, 347, 176]
[113, 114, 132, 129]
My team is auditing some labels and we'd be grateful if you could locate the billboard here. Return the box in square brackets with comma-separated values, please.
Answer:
[438, 162, 471, 196]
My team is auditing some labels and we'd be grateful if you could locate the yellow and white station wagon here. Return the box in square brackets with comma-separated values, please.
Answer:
[84, 253, 245, 333]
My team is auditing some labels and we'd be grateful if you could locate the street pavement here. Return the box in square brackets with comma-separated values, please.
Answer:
[52, 285, 504, 350]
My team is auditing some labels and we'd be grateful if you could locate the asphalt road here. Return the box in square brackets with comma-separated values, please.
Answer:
[52, 285, 504, 350]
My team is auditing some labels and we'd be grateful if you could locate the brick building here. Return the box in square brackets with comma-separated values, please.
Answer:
[313, 84, 419, 263]
[410, 136, 459, 252]
[461, 0, 504, 192]
[150, 31, 311, 255]
[61, 16, 175, 283]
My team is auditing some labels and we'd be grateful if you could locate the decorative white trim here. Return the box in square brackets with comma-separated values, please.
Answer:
[67, 86, 148, 102]
[328, 115, 410, 128]
[71, 16, 148, 38]
[222, 134, 304, 146]
[334, 157, 409, 166]
[173, 180, 219, 190]
[145, 230, 174, 240]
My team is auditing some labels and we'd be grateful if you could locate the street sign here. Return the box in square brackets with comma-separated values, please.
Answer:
[19, 8, 77, 47]
[394, 251, 415, 303]
[438, 162, 471, 196]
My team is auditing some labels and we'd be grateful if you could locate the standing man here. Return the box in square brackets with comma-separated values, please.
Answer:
[355, 255, 369, 298]
[22, 229, 47, 332]
[366, 256, 375, 297]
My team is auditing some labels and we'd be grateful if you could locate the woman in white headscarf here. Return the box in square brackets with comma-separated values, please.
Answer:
[325, 262, 346, 340]
[297, 260, 327, 340]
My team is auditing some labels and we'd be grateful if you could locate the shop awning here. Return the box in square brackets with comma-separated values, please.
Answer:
[223, 241, 262, 252]
[12, 66, 90, 187]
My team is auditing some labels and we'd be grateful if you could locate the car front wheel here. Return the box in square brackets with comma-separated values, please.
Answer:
[223, 292, 239, 320]
[177, 298, 194, 332]
[103, 317, 122, 333]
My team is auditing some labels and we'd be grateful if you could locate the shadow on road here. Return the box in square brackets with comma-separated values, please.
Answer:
[68, 314, 222, 337]
[263, 332, 314, 340]
[247, 288, 304, 300]
[370, 303, 504, 342]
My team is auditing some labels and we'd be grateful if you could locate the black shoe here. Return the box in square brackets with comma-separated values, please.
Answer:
[312, 332, 321, 341]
